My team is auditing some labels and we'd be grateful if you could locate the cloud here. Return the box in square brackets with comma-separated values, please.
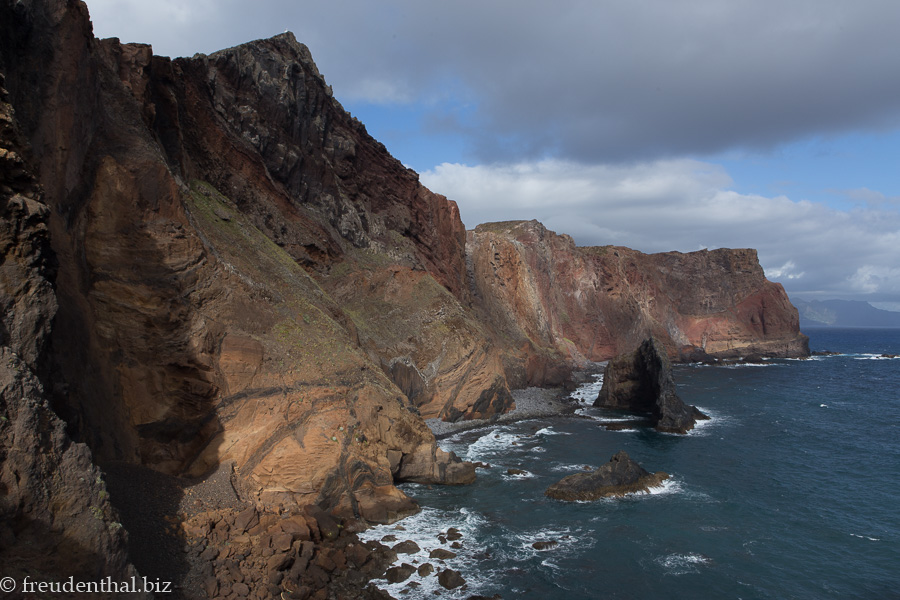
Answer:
[421, 160, 900, 301]
[84, 0, 900, 164]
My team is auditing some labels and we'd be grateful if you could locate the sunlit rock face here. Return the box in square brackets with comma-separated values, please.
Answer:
[467, 219, 809, 372]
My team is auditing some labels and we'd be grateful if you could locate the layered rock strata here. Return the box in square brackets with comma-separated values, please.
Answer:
[0, 0, 812, 594]
[0, 74, 142, 589]
[468, 220, 809, 369]
[1, 0, 481, 530]
[595, 337, 708, 433]
[545, 451, 669, 501]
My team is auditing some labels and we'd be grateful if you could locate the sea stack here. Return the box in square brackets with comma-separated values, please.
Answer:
[595, 337, 709, 433]
[546, 451, 669, 500]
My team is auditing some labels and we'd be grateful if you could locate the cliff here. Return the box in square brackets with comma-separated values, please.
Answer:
[0, 0, 808, 593]
[468, 220, 809, 367]
[0, 72, 143, 591]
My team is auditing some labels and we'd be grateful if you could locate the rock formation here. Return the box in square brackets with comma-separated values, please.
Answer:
[0, 73, 143, 590]
[468, 220, 809, 373]
[1, 0, 485, 528]
[0, 0, 810, 595]
[595, 337, 708, 433]
[546, 451, 669, 501]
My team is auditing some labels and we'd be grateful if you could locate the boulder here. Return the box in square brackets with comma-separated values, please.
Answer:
[595, 337, 708, 433]
[385, 563, 416, 584]
[392, 540, 421, 555]
[545, 451, 669, 501]
[438, 568, 466, 589]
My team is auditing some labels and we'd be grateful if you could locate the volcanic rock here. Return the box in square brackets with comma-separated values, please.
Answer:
[0, 69, 143, 590]
[545, 451, 669, 501]
[467, 220, 809, 378]
[392, 540, 421, 555]
[385, 563, 416, 584]
[438, 568, 467, 589]
[532, 540, 558, 550]
[595, 338, 709, 433]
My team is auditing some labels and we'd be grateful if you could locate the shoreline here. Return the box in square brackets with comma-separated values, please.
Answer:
[427, 385, 585, 440]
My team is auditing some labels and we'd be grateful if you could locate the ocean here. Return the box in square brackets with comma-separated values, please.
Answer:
[360, 328, 900, 599]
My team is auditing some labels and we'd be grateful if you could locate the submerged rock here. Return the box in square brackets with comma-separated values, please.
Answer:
[595, 337, 708, 433]
[545, 451, 669, 501]
[532, 540, 558, 550]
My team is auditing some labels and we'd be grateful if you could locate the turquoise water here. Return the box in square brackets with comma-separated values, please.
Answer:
[362, 329, 900, 599]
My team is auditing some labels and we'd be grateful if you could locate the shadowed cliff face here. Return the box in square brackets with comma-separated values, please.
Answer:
[1, 0, 806, 534]
[0, 0, 480, 526]
[468, 220, 809, 364]
[0, 69, 142, 589]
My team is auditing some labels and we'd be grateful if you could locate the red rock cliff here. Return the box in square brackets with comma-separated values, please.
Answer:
[468, 220, 809, 370]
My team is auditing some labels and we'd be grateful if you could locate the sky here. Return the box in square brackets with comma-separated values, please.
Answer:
[85, 0, 900, 308]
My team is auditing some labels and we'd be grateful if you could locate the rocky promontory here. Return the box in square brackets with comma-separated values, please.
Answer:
[595, 338, 709, 433]
[0, 0, 810, 596]
[546, 451, 669, 501]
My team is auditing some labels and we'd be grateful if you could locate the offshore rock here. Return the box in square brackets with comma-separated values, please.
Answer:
[545, 451, 669, 501]
[595, 338, 708, 433]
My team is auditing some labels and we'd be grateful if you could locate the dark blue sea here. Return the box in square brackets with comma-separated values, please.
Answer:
[361, 329, 900, 599]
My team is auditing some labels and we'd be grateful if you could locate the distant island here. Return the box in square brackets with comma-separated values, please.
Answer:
[793, 299, 900, 328]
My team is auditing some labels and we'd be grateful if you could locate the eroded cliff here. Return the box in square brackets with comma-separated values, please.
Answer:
[0, 0, 484, 529]
[0, 0, 810, 593]
[0, 71, 142, 590]
[468, 220, 809, 367]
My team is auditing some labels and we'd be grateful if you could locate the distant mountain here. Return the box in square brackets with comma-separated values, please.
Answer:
[793, 299, 900, 328]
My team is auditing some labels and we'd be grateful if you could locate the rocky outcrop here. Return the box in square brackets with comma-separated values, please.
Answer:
[468, 220, 809, 375]
[0, 74, 142, 589]
[595, 337, 708, 433]
[545, 451, 669, 501]
[1, 0, 813, 593]
[1, 0, 486, 529]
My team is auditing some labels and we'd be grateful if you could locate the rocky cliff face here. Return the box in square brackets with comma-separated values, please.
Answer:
[468, 220, 808, 368]
[0, 0, 484, 530]
[0, 0, 809, 589]
[0, 72, 142, 589]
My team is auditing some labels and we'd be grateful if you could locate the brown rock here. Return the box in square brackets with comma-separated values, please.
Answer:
[392, 540, 421, 555]
[266, 552, 293, 572]
[429, 549, 457, 560]
[345, 544, 371, 568]
[272, 532, 294, 552]
[385, 563, 417, 584]
[438, 568, 466, 589]
[278, 516, 311, 541]
[417, 563, 434, 576]
[546, 451, 670, 501]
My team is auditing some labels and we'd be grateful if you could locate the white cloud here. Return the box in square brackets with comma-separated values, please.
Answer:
[422, 160, 900, 301]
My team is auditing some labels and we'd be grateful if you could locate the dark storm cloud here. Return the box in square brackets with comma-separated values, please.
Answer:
[87, 0, 900, 164]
